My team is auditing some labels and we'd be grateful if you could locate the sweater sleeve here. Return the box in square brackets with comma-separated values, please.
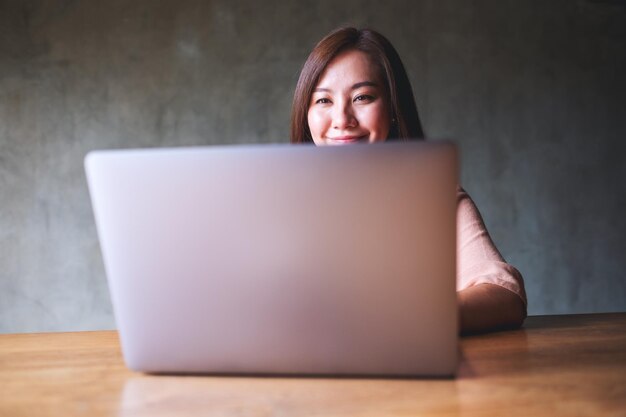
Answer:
[456, 186, 527, 306]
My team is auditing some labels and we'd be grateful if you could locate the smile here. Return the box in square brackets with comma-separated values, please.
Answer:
[327, 135, 367, 144]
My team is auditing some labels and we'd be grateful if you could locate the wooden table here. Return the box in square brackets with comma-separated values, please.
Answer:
[1, 313, 625, 416]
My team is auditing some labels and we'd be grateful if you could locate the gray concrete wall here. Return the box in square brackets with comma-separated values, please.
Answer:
[1, 0, 624, 333]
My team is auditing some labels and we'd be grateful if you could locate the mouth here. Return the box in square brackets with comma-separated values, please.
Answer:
[326, 135, 368, 145]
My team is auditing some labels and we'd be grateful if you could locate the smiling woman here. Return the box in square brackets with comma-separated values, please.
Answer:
[291, 27, 527, 334]
[307, 50, 392, 145]
[291, 27, 424, 143]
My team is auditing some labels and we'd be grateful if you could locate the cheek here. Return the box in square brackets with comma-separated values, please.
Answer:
[360, 105, 390, 136]
[307, 109, 328, 136]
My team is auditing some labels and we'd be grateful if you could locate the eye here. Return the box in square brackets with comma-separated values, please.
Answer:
[354, 94, 374, 102]
[315, 98, 331, 104]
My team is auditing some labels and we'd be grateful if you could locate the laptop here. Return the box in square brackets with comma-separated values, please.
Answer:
[84, 141, 458, 377]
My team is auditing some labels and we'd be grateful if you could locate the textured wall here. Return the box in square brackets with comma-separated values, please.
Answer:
[1, 0, 625, 333]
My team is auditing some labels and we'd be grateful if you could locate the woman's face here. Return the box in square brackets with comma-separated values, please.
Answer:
[307, 49, 391, 146]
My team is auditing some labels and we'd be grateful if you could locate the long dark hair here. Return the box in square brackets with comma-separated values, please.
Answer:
[290, 27, 424, 143]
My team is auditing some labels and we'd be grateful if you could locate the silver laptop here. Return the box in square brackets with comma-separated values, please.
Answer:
[85, 141, 458, 377]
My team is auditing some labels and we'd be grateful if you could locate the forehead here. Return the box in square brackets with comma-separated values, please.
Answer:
[316, 49, 383, 88]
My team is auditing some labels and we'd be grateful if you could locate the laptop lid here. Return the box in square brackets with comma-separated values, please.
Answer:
[85, 141, 458, 376]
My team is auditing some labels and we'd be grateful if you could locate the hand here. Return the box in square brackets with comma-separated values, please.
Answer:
[458, 283, 527, 335]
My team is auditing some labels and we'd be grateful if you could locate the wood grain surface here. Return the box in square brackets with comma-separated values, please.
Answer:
[1, 313, 625, 416]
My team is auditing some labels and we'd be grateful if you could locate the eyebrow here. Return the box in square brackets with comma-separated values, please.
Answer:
[313, 81, 378, 93]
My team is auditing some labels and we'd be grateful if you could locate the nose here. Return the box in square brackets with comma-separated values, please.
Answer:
[331, 101, 357, 130]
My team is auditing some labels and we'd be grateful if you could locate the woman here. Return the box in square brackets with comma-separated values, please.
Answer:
[290, 27, 527, 334]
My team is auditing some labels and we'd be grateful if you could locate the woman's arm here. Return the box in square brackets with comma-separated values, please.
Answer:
[458, 283, 527, 334]
[456, 187, 528, 334]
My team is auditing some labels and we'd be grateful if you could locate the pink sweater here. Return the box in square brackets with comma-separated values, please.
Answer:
[456, 187, 527, 306]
